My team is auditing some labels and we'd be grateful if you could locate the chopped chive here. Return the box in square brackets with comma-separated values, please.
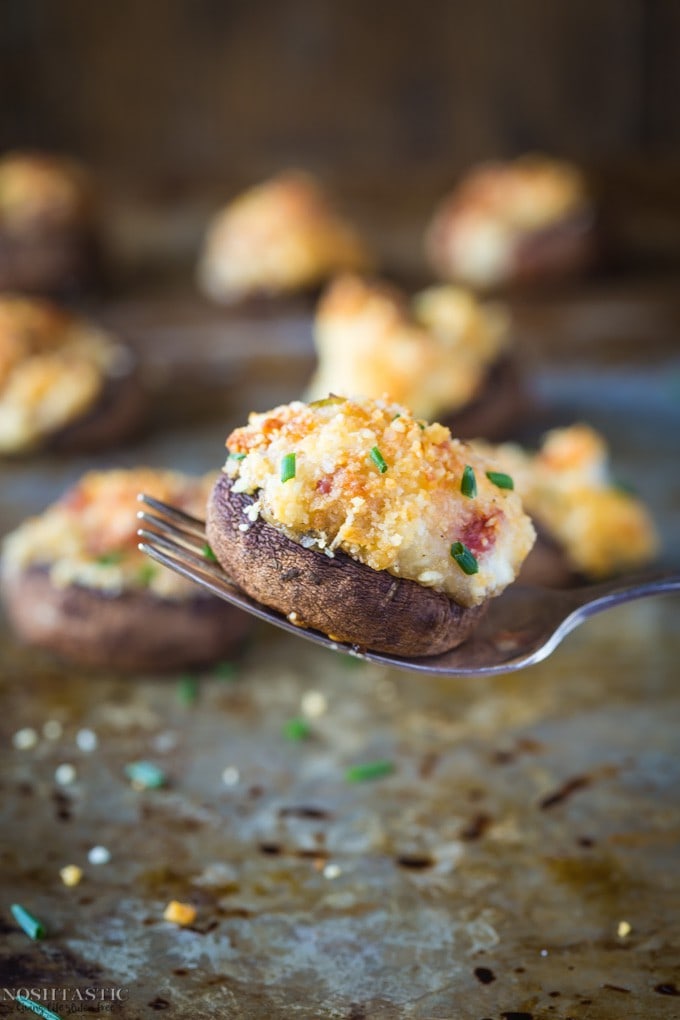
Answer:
[450, 541, 478, 575]
[178, 674, 199, 704]
[215, 660, 238, 681]
[137, 562, 157, 586]
[11, 903, 45, 940]
[485, 470, 514, 491]
[461, 465, 477, 498]
[228, 451, 247, 461]
[124, 760, 167, 789]
[283, 717, 311, 741]
[345, 759, 394, 783]
[280, 452, 297, 483]
[369, 447, 388, 473]
[308, 395, 346, 408]
[16, 996, 62, 1020]
[202, 543, 218, 562]
[96, 551, 123, 566]
[392, 412, 401, 420]
[418, 422, 426, 431]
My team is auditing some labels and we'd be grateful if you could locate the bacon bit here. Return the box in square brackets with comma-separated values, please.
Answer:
[60, 486, 88, 512]
[316, 475, 333, 494]
[461, 513, 500, 557]
[163, 900, 197, 926]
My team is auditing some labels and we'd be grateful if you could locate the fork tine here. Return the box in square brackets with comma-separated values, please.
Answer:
[137, 508, 207, 552]
[136, 528, 237, 585]
[138, 540, 241, 599]
[136, 493, 206, 538]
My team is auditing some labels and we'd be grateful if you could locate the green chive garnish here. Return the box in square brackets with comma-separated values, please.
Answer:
[137, 563, 157, 586]
[345, 759, 394, 783]
[283, 717, 311, 742]
[485, 470, 514, 490]
[178, 674, 199, 704]
[228, 451, 247, 461]
[124, 761, 167, 789]
[16, 996, 62, 1020]
[461, 465, 477, 498]
[96, 551, 123, 566]
[202, 543, 218, 562]
[11, 903, 45, 940]
[370, 447, 388, 473]
[281, 452, 297, 483]
[450, 541, 478, 575]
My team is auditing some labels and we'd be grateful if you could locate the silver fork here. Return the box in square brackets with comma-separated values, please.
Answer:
[137, 494, 680, 677]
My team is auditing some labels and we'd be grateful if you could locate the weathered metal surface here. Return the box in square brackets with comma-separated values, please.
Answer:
[1, 288, 679, 1019]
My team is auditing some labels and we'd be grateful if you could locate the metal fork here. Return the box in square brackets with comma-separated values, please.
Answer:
[137, 494, 680, 677]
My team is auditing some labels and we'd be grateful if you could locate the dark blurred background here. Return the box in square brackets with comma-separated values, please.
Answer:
[2, 1, 679, 176]
[2, 0, 680, 279]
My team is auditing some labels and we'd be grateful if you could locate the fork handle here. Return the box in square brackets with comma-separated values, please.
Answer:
[566, 568, 680, 621]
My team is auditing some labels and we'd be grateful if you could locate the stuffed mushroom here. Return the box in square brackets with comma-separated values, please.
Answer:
[1, 468, 251, 671]
[472, 424, 659, 586]
[197, 170, 374, 304]
[306, 274, 521, 439]
[206, 396, 536, 657]
[426, 154, 597, 291]
[0, 151, 99, 295]
[0, 294, 142, 455]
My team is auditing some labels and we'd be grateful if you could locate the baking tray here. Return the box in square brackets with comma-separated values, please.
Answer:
[1, 283, 679, 1020]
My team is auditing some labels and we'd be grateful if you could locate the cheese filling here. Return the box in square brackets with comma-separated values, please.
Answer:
[472, 425, 659, 579]
[225, 396, 535, 608]
[307, 275, 511, 421]
[198, 170, 373, 301]
[2, 468, 217, 600]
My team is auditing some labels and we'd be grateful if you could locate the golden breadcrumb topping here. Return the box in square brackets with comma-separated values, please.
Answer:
[2, 468, 217, 599]
[427, 155, 592, 287]
[225, 396, 535, 607]
[198, 170, 373, 301]
[0, 295, 131, 453]
[306, 274, 510, 420]
[0, 152, 91, 229]
[473, 424, 659, 578]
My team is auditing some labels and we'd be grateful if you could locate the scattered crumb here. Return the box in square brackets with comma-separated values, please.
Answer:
[54, 763, 77, 786]
[301, 691, 327, 718]
[163, 900, 197, 926]
[43, 720, 63, 741]
[221, 766, 240, 786]
[60, 865, 83, 887]
[323, 863, 342, 880]
[617, 920, 632, 938]
[12, 727, 38, 750]
[75, 728, 98, 752]
[88, 845, 111, 865]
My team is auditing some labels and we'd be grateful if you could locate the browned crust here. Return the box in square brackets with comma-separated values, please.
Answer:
[206, 473, 487, 657]
[1, 566, 251, 672]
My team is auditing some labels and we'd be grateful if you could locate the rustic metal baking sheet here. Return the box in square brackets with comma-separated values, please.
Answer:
[1, 285, 679, 1020]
